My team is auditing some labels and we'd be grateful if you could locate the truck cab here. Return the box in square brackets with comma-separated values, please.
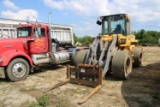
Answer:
[18, 24, 51, 53]
[0, 23, 73, 81]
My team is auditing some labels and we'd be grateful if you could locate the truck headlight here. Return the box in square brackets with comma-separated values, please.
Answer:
[0, 58, 3, 63]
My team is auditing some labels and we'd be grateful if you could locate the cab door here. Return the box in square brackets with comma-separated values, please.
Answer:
[29, 28, 48, 54]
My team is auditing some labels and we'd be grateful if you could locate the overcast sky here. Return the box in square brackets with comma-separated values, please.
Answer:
[0, 0, 160, 37]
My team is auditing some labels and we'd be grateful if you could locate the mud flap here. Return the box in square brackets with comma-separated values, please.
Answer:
[0, 67, 5, 78]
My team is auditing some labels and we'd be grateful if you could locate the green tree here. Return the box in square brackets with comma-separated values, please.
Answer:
[134, 29, 160, 45]
[73, 33, 93, 45]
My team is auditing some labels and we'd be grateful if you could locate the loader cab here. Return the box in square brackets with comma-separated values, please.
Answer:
[97, 14, 131, 36]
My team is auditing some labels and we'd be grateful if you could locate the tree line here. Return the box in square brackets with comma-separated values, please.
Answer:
[133, 29, 160, 45]
[73, 33, 92, 45]
[74, 29, 160, 45]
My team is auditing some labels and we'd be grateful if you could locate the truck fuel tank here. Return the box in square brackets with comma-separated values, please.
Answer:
[52, 51, 70, 63]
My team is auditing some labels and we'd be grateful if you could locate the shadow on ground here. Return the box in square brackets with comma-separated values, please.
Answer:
[121, 62, 160, 107]
[31, 64, 64, 74]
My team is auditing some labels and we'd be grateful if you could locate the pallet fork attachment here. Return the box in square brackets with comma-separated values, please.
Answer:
[43, 64, 102, 104]
[43, 14, 142, 105]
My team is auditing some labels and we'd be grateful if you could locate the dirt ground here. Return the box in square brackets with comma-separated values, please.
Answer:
[0, 47, 160, 107]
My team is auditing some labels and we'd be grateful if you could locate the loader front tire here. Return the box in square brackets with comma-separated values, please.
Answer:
[112, 50, 132, 80]
[133, 48, 142, 67]
[71, 49, 88, 66]
[6, 58, 30, 81]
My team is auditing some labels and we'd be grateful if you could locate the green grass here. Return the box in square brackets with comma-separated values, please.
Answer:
[29, 95, 49, 107]
[19, 88, 27, 92]
[37, 95, 49, 107]
[29, 102, 40, 107]
[29, 92, 73, 107]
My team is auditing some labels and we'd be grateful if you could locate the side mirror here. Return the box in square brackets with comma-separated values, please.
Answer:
[96, 20, 102, 25]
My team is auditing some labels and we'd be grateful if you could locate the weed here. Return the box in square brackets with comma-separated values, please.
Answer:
[29, 95, 50, 107]
[56, 100, 70, 107]
[29, 102, 40, 107]
[37, 95, 49, 107]
[57, 101, 62, 107]
[19, 88, 26, 92]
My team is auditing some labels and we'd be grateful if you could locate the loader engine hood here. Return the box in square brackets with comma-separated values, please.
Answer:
[0, 38, 28, 54]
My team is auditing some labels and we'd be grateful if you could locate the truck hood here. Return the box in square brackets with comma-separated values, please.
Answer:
[0, 38, 27, 46]
[0, 38, 28, 53]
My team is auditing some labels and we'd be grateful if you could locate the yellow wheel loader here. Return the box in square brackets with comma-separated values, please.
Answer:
[44, 14, 142, 104]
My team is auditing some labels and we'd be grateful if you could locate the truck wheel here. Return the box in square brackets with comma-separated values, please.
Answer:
[112, 50, 132, 80]
[6, 58, 29, 81]
[133, 48, 142, 67]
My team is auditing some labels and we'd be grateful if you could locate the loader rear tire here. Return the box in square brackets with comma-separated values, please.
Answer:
[71, 49, 88, 65]
[112, 50, 132, 80]
[133, 48, 142, 67]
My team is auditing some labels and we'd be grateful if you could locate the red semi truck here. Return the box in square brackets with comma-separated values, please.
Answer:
[0, 23, 79, 81]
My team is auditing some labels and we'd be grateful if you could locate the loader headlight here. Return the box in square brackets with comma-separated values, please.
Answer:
[120, 39, 126, 44]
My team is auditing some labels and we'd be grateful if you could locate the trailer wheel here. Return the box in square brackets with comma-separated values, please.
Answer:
[6, 58, 29, 81]
[133, 48, 142, 67]
[112, 50, 132, 80]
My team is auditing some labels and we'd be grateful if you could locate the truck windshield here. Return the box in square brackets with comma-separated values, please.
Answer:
[102, 16, 125, 35]
[17, 27, 31, 38]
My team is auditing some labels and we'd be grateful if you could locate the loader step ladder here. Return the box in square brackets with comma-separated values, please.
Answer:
[43, 64, 102, 104]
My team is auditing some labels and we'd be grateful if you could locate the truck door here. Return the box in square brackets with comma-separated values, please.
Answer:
[29, 28, 48, 54]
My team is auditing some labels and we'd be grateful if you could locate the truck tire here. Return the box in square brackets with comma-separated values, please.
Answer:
[112, 50, 132, 80]
[71, 49, 88, 66]
[133, 48, 142, 67]
[6, 58, 30, 81]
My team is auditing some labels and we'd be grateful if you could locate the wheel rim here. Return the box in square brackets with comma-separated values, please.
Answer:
[125, 57, 131, 75]
[12, 63, 27, 78]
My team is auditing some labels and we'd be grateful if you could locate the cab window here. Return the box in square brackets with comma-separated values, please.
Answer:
[102, 16, 125, 35]
[17, 27, 31, 37]
[34, 28, 45, 37]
